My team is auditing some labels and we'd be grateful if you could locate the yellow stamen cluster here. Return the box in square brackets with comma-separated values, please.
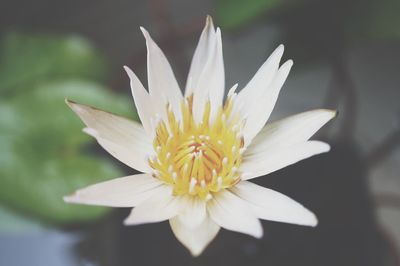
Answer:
[148, 95, 244, 200]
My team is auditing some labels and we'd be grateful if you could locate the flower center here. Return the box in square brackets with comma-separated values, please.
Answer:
[148, 95, 244, 200]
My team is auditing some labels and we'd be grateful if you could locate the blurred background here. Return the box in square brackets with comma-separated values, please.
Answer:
[0, 0, 400, 265]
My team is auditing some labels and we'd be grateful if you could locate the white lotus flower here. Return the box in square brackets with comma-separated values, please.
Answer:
[64, 16, 335, 256]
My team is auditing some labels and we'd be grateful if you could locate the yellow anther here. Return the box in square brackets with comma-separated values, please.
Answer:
[150, 97, 243, 200]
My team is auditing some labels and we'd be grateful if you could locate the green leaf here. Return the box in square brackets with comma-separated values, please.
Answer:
[0, 80, 138, 224]
[0, 33, 107, 96]
[215, 0, 283, 29]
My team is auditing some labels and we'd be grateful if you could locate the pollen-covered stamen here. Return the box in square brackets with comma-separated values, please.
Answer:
[148, 94, 244, 200]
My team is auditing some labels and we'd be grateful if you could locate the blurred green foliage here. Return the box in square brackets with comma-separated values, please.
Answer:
[0, 33, 107, 96]
[0, 33, 137, 225]
[215, 0, 283, 29]
[216, 0, 400, 66]
[216, 0, 400, 40]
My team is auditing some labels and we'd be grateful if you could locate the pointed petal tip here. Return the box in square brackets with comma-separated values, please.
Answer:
[227, 83, 239, 96]
[189, 245, 207, 257]
[170, 216, 221, 257]
[123, 215, 145, 226]
[254, 227, 264, 239]
[303, 210, 318, 227]
[64, 99, 86, 114]
[205, 15, 214, 27]
[286, 59, 294, 67]
[190, 251, 202, 257]
[317, 108, 338, 118]
[63, 194, 77, 204]
[310, 213, 319, 227]
[123, 65, 134, 77]
[241, 220, 263, 239]
[294, 209, 319, 227]
[139, 26, 151, 40]
[312, 141, 331, 153]
[123, 211, 142, 226]
[139, 27, 152, 43]
[64, 99, 82, 113]
[276, 44, 285, 54]
[180, 236, 208, 257]
[333, 109, 339, 117]
[322, 142, 331, 152]
[139, 26, 146, 33]
[268, 44, 284, 61]
[82, 127, 97, 137]
[64, 98, 75, 107]
[279, 59, 294, 73]
[122, 217, 131, 226]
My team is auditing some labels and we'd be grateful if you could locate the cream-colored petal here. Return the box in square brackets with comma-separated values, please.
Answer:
[63, 174, 162, 207]
[140, 27, 183, 121]
[185, 15, 215, 97]
[66, 100, 152, 172]
[176, 196, 207, 229]
[123, 66, 154, 134]
[232, 45, 284, 120]
[207, 190, 263, 238]
[241, 141, 330, 180]
[231, 181, 317, 227]
[124, 185, 188, 225]
[241, 60, 293, 144]
[207, 28, 225, 121]
[246, 109, 336, 156]
[170, 214, 220, 256]
[191, 27, 225, 124]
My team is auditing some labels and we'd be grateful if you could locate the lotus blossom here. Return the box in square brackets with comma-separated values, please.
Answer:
[64, 16, 335, 256]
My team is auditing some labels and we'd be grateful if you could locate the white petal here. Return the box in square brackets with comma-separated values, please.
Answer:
[63, 174, 162, 207]
[246, 109, 336, 156]
[232, 45, 284, 119]
[176, 196, 207, 229]
[242, 60, 293, 144]
[66, 100, 152, 172]
[190, 25, 225, 123]
[241, 141, 330, 180]
[124, 185, 188, 225]
[207, 190, 263, 238]
[231, 181, 318, 227]
[140, 27, 183, 121]
[123, 66, 154, 134]
[208, 28, 225, 121]
[170, 215, 220, 256]
[185, 15, 216, 97]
